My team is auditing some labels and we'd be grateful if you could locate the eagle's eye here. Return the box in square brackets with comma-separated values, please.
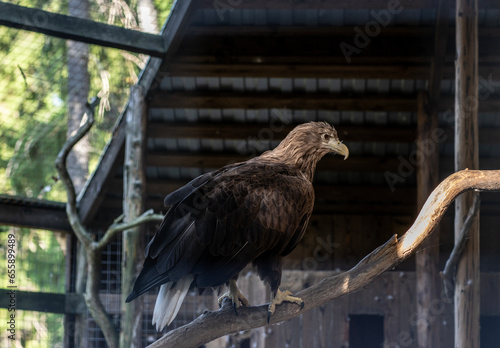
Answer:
[322, 133, 331, 141]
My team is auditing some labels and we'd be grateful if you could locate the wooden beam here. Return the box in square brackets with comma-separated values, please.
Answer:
[168, 62, 431, 79]
[133, 186, 500, 215]
[168, 61, 500, 80]
[186, 25, 435, 37]
[454, 0, 480, 346]
[150, 91, 418, 111]
[415, 2, 450, 342]
[174, 31, 500, 64]
[177, 35, 434, 61]
[0, 2, 165, 57]
[0, 196, 71, 232]
[146, 152, 400, 172]
[147, 121, 417, 143]
[150, 91, 500, 112]
[78, 119, 125, 225]
[416, 92, 441, 347]
[0, 289, 85, 314]
[145, 181, 416, 203]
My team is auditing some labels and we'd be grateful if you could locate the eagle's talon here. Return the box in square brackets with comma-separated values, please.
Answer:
[267, 288, 304, 323]
[217, 279, 249, 314]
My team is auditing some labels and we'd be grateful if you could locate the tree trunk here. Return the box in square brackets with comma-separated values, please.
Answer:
[454, 0, 480, 347]
[137, 0, 159, 33]
[66, 1, 90, 347]
[120, 85, 147, 348]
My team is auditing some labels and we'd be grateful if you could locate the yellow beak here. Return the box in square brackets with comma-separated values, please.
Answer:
[328, 140, 349, 160]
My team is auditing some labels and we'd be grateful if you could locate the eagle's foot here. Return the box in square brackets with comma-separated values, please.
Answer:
[218, 279, 249, 315]
[267, 289, 304, 323]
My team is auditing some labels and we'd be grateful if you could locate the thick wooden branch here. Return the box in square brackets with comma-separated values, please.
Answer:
[148, 169, 500, 348]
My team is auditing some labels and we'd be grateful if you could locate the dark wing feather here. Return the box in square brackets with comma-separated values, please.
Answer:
[127, 159, 315, 302]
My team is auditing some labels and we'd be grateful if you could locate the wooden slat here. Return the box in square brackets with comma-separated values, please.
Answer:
[145, 183, 416, 204]
[150, 91, 418, 111]
[146, 121, 500, 145]
[174, 32, 500, 63]
[146, 152, 400, 172]
[0, 2, 165, 57]
[168, 62, 431, 79]
[0, 290, 85, 314]
[149, 91, 500, 112]
[0, 199, 71, 233]
[186, 25, 435, 37]
[167, 61, 500, 79]
[78, 121, 126, 225]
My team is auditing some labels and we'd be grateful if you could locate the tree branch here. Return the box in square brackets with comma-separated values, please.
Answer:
[148, 169, 500, 348]
[55, 97, 163, 348]
[96, 209, 164, 251]
[55, 97, 100, 249]
[441, 193, 480, 296]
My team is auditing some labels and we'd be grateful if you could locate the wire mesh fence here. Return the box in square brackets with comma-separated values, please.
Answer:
[0, 0, 172, 200]
[1, 1, 174, 346]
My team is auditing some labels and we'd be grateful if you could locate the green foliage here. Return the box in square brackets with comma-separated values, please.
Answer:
[0, 0, 177, 200]
[0, 228, 66, 347]
[0, 1, 175, 346]
[154, 0, 176, 26]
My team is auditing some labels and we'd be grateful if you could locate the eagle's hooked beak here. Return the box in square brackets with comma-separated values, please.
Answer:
[328, 139, 349, 160]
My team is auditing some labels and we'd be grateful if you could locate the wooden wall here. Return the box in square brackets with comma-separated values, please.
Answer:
[285, 213, 500, 272]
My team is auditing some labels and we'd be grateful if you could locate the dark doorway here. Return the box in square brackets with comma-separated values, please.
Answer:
[349, 314, 384, 348]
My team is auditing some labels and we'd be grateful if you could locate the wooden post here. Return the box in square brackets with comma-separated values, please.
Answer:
[121, 85, 147, 348]
[455, 0, 480, 346]
[416, 91, 440, 347]
[415, 1, 450, 344]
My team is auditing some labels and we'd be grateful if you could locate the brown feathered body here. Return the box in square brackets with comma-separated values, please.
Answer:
[126, 122, 346, 329]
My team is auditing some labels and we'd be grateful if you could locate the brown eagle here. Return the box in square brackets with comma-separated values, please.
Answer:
[126, 121, 349, 330]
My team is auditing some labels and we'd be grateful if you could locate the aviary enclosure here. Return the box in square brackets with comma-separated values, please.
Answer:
[1, 1, 499, 347]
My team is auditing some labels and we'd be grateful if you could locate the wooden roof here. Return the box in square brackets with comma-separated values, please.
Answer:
[72, 0, 500, 225]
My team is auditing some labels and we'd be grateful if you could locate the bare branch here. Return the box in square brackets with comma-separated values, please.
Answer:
[97, 209, 164, 250]
[55, 97, 100, 248]
[55, 96, 163, 348]
[147, 169, 500, 348]
[441, 193, 480, 296]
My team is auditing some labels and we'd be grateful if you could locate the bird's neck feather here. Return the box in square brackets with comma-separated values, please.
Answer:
[261, 141, 324, 182]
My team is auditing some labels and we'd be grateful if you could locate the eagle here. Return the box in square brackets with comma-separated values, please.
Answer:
[126, 121, 349, 331]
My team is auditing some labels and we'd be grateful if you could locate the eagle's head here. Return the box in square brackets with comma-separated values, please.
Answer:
[266, 121, 349, 181]
[285, 121, 349, 160]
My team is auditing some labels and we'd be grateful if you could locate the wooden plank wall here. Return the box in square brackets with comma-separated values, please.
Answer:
[286, 213, 500, 272]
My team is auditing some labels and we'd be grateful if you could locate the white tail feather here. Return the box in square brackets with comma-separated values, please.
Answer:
[152, 275, 193, 331]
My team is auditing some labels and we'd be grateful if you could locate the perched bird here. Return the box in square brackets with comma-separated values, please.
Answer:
[126, 121, 349, 331]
